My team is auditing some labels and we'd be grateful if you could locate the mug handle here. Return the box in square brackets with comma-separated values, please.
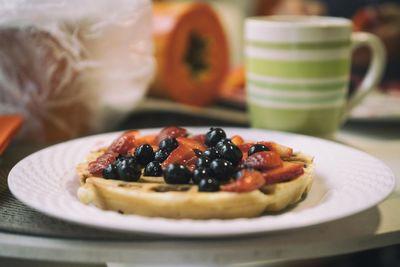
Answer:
[342, 32, 386, 122]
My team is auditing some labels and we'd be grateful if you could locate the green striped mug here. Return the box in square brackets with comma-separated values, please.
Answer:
[245, 16, 385, 138]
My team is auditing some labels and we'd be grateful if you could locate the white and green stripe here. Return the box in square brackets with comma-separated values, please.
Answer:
[246, 40, 350, 50]
[246, 58, 350, 79]
[246, 46, 350, 61]
[245, 34, 350, 109]
[246, 72, 349, 109]
[247, 73, 349, 84]
[247, 84, 346, 109]
[248, 83, 346, 97]
[247, 94, 346, 109]
[247, 79, 348, 91]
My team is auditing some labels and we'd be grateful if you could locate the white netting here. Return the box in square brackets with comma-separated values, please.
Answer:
[0, 0, 154, 141]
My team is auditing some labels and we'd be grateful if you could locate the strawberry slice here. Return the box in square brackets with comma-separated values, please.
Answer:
[190, 134, 206, 144]
[161, 144, 196, 169]
[182, 155, 198, 172]
[122, 130, 140, 138]
[135, 134, 157, 147]
[230, 135, 245, 146]
[88, 151, 118, 176]
[221, 169, 265, 192]
[176, 137, 206, 151]
[244, 151, 283, 170]
[238, 143, 254, 160]
[157, 126, 188, 143]
[262, 162, 304, 185]
[107, 134, 136, 155]
[257, 141, 293, 158]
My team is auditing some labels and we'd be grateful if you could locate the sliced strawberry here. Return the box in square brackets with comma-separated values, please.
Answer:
[135, 134, 157, 147]
[157, 126, 188, 143]
[88, 151, 118, 176]
[107, 134, 136, 155]
[244, 151, 283, 170]
[161, 144, 196, 169]
[238, 143, 253, 152]
[176, 137, 206, 151]
[190, 134, 206, 144]
[122, 130, 140, 138]
[238, 143, 254, 160]
[257, 141, 293, 158]
[262, 162, 304, 185]
[230, 135, 245, 146]
[221, 169, 265, 192]
[182, 155, 198, 172]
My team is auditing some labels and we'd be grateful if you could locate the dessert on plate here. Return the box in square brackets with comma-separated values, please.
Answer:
[77, 127, 314, 219]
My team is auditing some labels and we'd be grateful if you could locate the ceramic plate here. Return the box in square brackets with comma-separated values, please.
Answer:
[8, 127, 396, 237]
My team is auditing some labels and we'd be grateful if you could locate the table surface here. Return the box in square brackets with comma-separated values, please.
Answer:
[1, 101, 399, 266]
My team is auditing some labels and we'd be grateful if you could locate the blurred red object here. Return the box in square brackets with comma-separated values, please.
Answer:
[352, 4, 400, 63]
[0, 115, 24, 155]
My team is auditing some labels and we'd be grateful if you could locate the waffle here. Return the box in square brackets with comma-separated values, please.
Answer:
[77, 151, 313, 219]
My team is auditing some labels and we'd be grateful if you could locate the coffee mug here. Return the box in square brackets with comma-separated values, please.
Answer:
[245, 16, 385, 137]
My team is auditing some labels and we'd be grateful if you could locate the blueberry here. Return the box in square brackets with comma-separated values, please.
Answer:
[209, 158, 234, 182]
[144, 161, 163, 176]
[196, 156, 211, 168]
[115, 154, 127, 167]
[205, 127, 226, 147]
[193, 149, 203, 157]
[116, 154, 127, 161]
[154, 149, 169, 162]
[159, 138, 179, 153]
[203, 147, 220, 160]
[134, 144, 155, 165]
[192, 167, 212, 184]
[164, 164, 192, 184]
[198, 178, 220, 192]
[219, 143, 243, 166]
[102, 163, 119, 179]
[248, 144, 270, 156]
[117, 156, 141, 182]
[215, 138, 233, 151]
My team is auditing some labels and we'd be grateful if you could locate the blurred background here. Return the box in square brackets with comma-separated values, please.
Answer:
[1, 0, 400, 143]
[0, 0, 399, 266]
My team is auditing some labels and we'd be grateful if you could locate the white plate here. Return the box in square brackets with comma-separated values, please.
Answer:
[8, 127, 396, 237]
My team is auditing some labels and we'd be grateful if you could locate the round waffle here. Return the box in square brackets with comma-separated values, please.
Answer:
[77, 152, 313, 219]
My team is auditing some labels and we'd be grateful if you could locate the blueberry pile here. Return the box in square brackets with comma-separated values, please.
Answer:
[159, 127, 245, 192]
[102, 143, 157, 182]
[101, 127, 267, 193]
[191, 127, 243, 191]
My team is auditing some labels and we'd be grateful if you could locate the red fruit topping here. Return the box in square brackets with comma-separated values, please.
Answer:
[122, 130, 140, 138]
[230, 135, 245, 146]
[157, 126, 188, 143]
[161, 144, 196, 169]
[135, 134, 157, 147]
[182, 155, 198, 172]
[262, 162, 304, 185]
[176, 137, 206, 151]
[190, 134, 206, 144]
[257, 141, 293, 158]
[244, 151, 283, 170]
[221, 169, 265, 192]
[88, 151, 118, 176]
[238, 143, 254, 160]
[108, 134, 136, 155]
